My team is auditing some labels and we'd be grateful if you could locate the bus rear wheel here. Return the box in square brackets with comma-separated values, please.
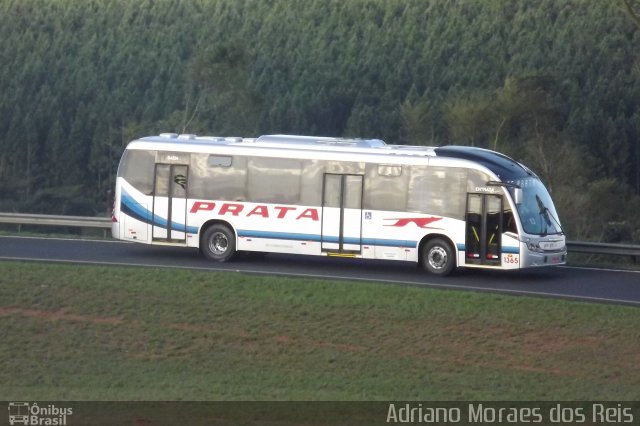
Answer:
[421, 238, 455, 276]
[202, 224, 236, 262]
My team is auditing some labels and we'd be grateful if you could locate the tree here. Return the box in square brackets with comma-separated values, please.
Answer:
[620, 0, 640, 195]
[621, 0, 640, 27]
[442, 91, 495, 147]
[180, 40, 262, 135]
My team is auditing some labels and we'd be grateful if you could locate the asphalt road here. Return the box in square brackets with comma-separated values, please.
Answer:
[0, 235, 639, 306]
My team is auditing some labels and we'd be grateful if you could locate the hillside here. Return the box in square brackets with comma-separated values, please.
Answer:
[1, 0, 639, 240]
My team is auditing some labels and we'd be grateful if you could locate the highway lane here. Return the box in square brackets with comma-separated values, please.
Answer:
[0, 235, 639, 306]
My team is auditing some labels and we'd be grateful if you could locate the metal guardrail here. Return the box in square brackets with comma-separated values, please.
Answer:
[0, 213, 638, 260]
[0, 212, 111, 228]
[566, 241, 640, 259]
[0, 212, 111, 237]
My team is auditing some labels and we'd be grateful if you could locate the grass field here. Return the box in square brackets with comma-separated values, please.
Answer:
[0, 260, 638, 401]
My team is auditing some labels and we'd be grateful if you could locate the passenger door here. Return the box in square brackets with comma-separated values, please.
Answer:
[152, 164, 189, 242]
[321, 174, 363, 254]
[465, 194, 502, 265]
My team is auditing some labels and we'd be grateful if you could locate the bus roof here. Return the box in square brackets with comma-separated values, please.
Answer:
[131, 133, 532, 180]
[137, 133, 438, 157]
[435, 146, 533, 180]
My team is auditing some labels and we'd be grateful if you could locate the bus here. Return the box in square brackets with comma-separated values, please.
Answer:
[111, 133, 566, 276]
[8, 402, 29, 425]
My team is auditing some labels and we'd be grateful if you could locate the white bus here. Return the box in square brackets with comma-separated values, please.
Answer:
[112, 133, 566, 275]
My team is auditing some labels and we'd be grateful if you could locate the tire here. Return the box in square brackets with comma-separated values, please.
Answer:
[421, 238, 455, 276]
[201, 224, 236, 262]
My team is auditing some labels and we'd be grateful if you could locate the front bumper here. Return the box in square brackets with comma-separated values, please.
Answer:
[521, 245, 567, 267]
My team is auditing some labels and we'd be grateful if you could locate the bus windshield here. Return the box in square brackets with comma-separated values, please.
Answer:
[508, 177, 563, 236]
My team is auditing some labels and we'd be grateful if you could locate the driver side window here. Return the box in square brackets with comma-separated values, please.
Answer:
[503, 205, 518, 234]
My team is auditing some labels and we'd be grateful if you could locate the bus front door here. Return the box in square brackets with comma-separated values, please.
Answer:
[152, 164, 189, 242]
[321, 174, 363, 254]
[465, 194, 502, 265]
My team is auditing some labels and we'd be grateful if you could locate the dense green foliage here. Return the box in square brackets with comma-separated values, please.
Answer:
[1, 0, 640, 240]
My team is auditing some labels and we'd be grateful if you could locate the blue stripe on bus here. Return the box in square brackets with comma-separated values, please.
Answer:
[237, 229, 322, 242]
[456, 243, 520, 254]
[238, 230, 417, 248]
[121, 190, 199, 234]
[502, 246, 520, 254]
[361, 238, 416, 248]
[121, 190, 151, 223]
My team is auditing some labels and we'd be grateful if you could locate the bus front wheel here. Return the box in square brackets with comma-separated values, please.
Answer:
[202, 224, 236, 262]
[421, 238, 455, 276]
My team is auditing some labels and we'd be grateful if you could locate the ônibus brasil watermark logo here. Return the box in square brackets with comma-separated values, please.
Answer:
[7, 402, 73, 425]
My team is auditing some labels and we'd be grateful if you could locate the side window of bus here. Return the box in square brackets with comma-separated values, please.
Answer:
[190, 154, 246, 201]
[363, 164, 408, 211]
[119, 149, 155, 194]
[408, 166, 466, 219]
[247, 158, 302, 204]
[300, 160, 323, 206]
[503, 205, 518, 234]
[467, 169, 492, 192]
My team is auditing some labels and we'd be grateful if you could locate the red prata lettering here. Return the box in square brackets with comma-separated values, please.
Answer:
[219, 203, 244, 216]
[189, 201, 319, 221]
[296, 208, 319, 221]
[190, 201, 216, 213]
[274, 206, 296, 218]
[247, 205, 269, 218]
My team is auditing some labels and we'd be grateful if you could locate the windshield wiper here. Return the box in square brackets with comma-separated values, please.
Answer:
[536, 200, 549, 236]
[535, 195, 564, 235]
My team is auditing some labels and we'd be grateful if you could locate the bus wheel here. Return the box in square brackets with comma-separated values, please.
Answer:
[422, 238, 455, 276]
[202, 224, 236, 262]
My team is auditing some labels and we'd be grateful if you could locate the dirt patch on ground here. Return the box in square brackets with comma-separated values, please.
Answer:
[163, 322, 213, 333]
[275, 334, 367, 353]
[0, 306, 124, 325]
[381, 319, 631, 378]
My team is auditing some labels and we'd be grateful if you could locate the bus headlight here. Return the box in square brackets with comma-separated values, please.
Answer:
[527, 242, 543, 253]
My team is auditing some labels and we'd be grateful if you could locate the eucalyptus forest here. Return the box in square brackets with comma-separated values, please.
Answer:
[1, 0, 640, 242]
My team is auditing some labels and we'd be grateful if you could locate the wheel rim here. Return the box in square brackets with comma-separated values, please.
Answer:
[428, 246, 448, 270]
[209, 232, 228, 255]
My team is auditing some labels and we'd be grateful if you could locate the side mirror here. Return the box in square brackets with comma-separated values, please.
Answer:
[513, 187, 523, 205]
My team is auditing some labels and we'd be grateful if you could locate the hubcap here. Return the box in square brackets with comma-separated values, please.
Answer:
[428, 246, 448, 270]
[209, 232, 228, 255]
